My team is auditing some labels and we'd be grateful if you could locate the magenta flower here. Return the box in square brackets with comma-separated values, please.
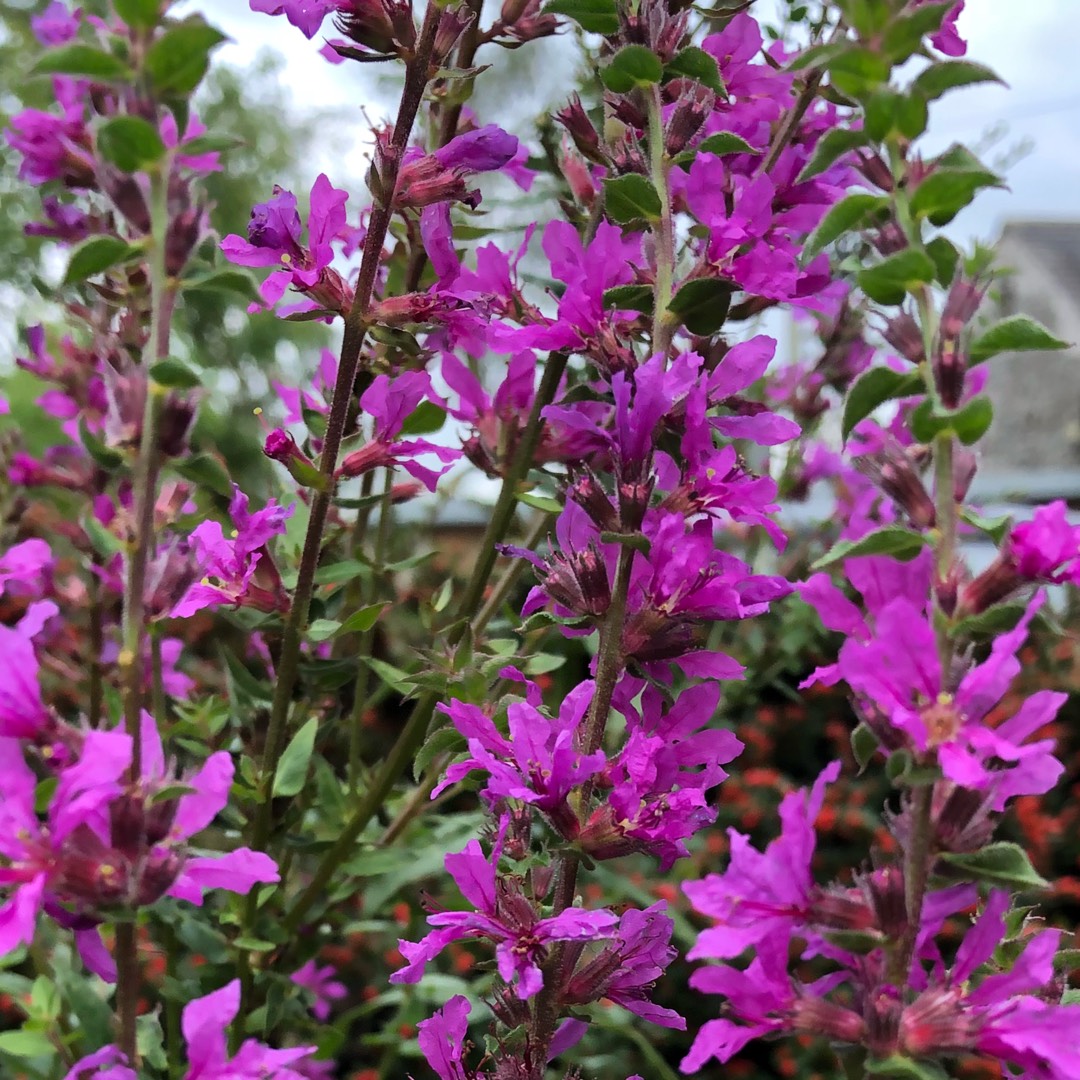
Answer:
[32, 2, 81, 46]
[833, 593, 1064, 808]
[6, 78, 93, 187]
[0, 537, 53, 598]
[564, 902, 685, 1029]
[434, 675, 606, 833]
[391, 832, 618, 999]
[683, 761, 841, 960]
[336, 370, 460, 491]
[66, 980, 316, 1079]
[0, 616, 53, 740]
[221, 174, 351, 313]
[172, 486, 293, 618]
[291, 960, 348, 1021]
[416, 995, 474, 1080]
[249, 0, 338, 39]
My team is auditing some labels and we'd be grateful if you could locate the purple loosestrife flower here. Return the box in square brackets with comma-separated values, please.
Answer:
[249, 0, 338, 38]
[564, 902, 685, 1029]
[0, 611, 55, 740]
[172, 486, 293, 618]
[336, 370, 461, 491]
[0, 538, 53, 598]
[391, 830, 618, 999]
[32, 2, 81, 45]
[683, 761, 841, 960]
[416, 995, 474, 1080]
[292, 960, 348, 1021]
[221, 174, 352, 314]
[433, 674, 605, 837]
[399, 124, 518, 211]
[64, 1046, 136, 1080]
[833, 593, 1064, 808]
[66, 980, 316, 1078]
[6, 77, 94, 188]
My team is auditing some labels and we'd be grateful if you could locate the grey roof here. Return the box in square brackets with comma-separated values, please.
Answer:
[999, 220, 1080, 292]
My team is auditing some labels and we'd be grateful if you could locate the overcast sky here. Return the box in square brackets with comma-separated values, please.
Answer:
[187, 1, 1080, 246]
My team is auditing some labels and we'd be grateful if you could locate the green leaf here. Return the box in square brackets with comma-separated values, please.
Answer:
[271, 718, 318, 798]
[910, 396, 993, 446]
[149, 358, 200, 389]
[851, 723, 878, 773]
[544, 0, 619, 33]
[842, 367, 923, 441]
[803, 193, 889, 261]
[925, 235, 959, 286]
[694, 131, 759, 157]
[969, 315, 1069, 366]
[136, 1013, 167, 1071]
[954, 601, 1027, 640]
[835, 0, 891, 37]
[114, 0, 161, 28]
[666, 278, 736, 336]
[337, 603, 388, 635]
[866, 1056, 950, 1080]
[398, 400, 446, 436]
[958, 507, 1011, 545]
[516, 491, 563, 514]
[0, 1029, 56, 1059]
[881, 1, 954, 64]
[938, 843, 1048, 890]
[234, 936, 277, 952]
[172, 452, 232, 497]
[79, 417, 124, 470]
[29, 977, 60, 1021]
[857, 249, 936, 306]
[360, 657, 413, 696]
[32, 44, 132, 81]
[414, 725, 468, 782]
[910, 166, 1003, 226]
[797, 128, 867, 182]
[313, 559, 369, 586]
[827, 47, 890, 99]
[664, 46, 725, 93]
[306, 618, 341, 643]
[912, 60, 1004, 101]
[601, 45, 664, 92]
[145, 21, 227, 95]
[182, 268, 261, 303]
[603, 174, 662, 224]
[63, 235, 140, 286]
[895, 92, 929, 140]
[96, 115, 166, 172]
[812, 526, 929, 571]
[602, 284, 654, 313]
[787, 41, 850, 72]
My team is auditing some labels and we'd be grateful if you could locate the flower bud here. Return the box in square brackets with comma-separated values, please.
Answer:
[556, 95, 607, 165]
[855, 444, 935, 529]
[664, 85, 714, 156]
[791, 994, 867, 1045]
[567, 471, 619, 531]
[900, 988, 977, 1056]
[881, 311, 925, 365]
[335, 0, 415, 56]
[872, 221, 908, 255]
[933, 340, 965, 410]
[940, 277, 984, 339]
[136, 850, 184, 906]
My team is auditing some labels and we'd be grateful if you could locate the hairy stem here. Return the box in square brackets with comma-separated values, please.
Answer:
[647, 85, 675, 357]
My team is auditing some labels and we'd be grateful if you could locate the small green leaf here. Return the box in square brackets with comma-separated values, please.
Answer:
[787, 41, 849, 72]
[234, 936, 277, 952]
[601, 45, 664, 92]
[360, 657, 413, 695]
[544, 0, 619, 34]
[149, 358, 200, 389]
[666, 278, 736, 336]
[925, 235, 959, 286]
[79, 417, 124, 470]
[910, 396, 993, 446]
[306, 618, 341, 643]
[958, 507, 1011, 545]
[603, 174, 662, 224]
[114, 0, 161, 28]
[313, 560, 369, 586]
[271, 718, 318, 798]
[851, 723, 878, 773]
[29, 977, 60, 1021]
[969, 315, 1069, 366]
[664, 46, 725, 93]
[835, 0, 892, 37]
[516, 491, 563, 514]
[145, 21, 227, 95]
[812, 526, 929, 571]
[136, 1013, 167, 1071]
[171, 452, 232, 497]
[414, 726, 467, 782]
[797, 128, 867, 182]
[694, 131, 758, 157]
[885, 748, 913, 783]
[182, 268, 261, 303]
[96, 115, 166, 172]
[63, 235, 140, 286]
[938, 843, 1048, 890]
[827, 47, 890, 99]
[0, 1029, 56, 1059]
[866, 1056, 949, 1080]
[842, 367, 923, 440]
[602, 284, 654, 313]
[858, 249, 936, 306]
[338, 603, 388, 635]
[954, 601, 1027, 640]
[32, 44, 132, 81]
[910, 166, 1003, 226]
[912, 60, 1004, 101]
[398, 400, 446, 436]
[803, 193, 890, 261]
[881, 1, 954, 64]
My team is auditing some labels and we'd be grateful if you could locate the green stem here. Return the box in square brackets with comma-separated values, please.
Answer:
[347, 473, 394, 794]
[647, 86, 675, 357]
[281, 349, 571, 935]
[114, 160, 173, 1065]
